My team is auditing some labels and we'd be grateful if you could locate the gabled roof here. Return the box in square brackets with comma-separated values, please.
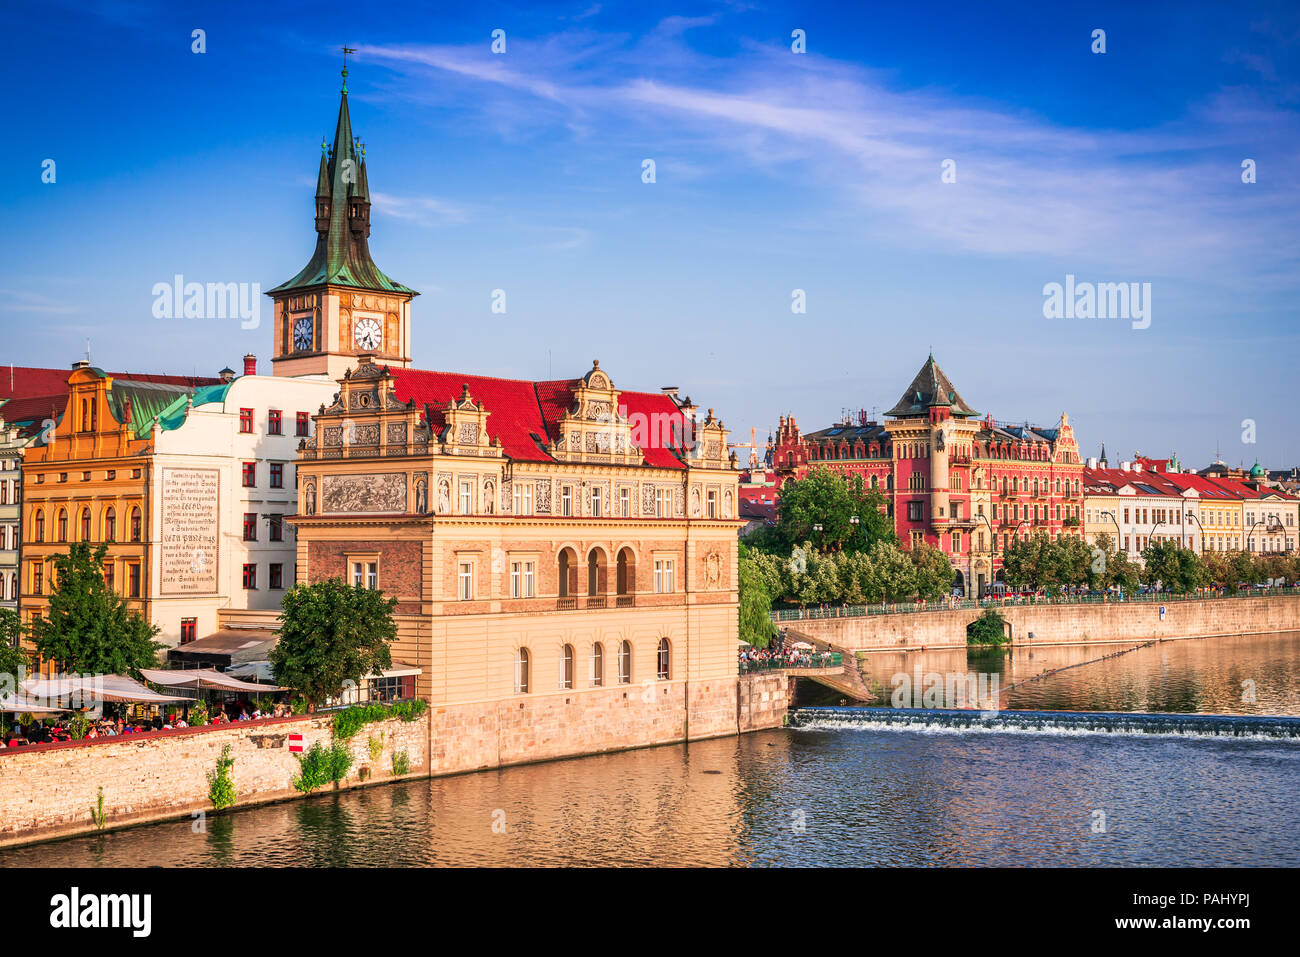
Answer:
[387, 368, 690, 469]
[886, 354, 977, 418]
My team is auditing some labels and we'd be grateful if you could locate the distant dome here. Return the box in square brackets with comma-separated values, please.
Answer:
[1250, 461, 1266, 478]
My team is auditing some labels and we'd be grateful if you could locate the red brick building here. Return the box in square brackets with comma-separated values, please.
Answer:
[772, 355, 1084, 595]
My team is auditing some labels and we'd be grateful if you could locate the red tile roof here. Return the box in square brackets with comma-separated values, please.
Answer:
[0, 366, 219, 402]
[389, 368, 689, 468]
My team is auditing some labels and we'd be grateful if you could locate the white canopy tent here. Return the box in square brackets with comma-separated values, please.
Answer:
[20, 674, 192, 707]
[139, 668, 287, 694]
[0, 694, 67, 716]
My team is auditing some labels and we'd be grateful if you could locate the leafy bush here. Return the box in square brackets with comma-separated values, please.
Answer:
[291, 741, 353, 793]
[391, 750, 411, 776]
[367, 734, 384, 762]
[207, 744, 237, 809]
[68, 714, 91, 740]
[967, 608, 1009, 645]
[189, 699, 210, 726]
[332, 699, 427, 740]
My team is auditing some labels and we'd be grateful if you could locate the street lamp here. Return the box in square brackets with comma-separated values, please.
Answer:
[1186, 511, 1206, 554]
[849, 514, 861, 549]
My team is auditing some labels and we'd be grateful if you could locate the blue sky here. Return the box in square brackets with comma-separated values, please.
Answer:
[3, 0, 1298, 468]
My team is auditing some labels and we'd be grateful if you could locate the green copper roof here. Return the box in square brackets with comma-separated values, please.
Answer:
[268, 89, 415, 297]
[153, 383, 232, 432]
[107, 381, 201, 439]
[886, 355, 978, 418]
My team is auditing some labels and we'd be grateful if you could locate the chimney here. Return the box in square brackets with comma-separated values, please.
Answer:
[70, 359, 90, 370]
[218, 367, 236, 383]
[243, 354, 257, 377]
[1086, 457, 1098, 469]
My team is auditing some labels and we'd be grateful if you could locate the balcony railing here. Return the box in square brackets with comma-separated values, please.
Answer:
[556, 597, 577, 611]
[585, 596, 607, 609]
[616, 595, 636, 608]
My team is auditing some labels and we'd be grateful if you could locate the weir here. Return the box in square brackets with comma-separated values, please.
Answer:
[789, 706, 1300, 739]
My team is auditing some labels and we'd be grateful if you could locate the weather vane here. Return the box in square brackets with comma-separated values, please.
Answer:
[341, 45, 356, 91]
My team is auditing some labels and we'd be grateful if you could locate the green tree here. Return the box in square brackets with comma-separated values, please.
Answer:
[869, 541, 916, 603]
[30, 543, 162, 676]
[738, 544, 778, 648]
[271, 579, 398, 709]
[1141, 540, 1207, 594]
[0, 609, 28, 681]
[909, 542, 955, 600]
[772, 468, 895, 554]
[1228, 550, 1260, 587]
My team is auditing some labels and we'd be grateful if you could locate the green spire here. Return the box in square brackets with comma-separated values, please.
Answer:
[268, 70, 415, 298]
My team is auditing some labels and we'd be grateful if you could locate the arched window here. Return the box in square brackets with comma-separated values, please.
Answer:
[590, 643, 604, 687]
[616, 548, 633, 595]
[557, 548, 576, 598]
[657, 638, 671, 680]
[34, 509, 44, 542]
[870, 475, 878, 488]
[80, 508, 92, 542]
[104, 507, 116, 542]
[57, 509, 68, 542]
[514, 648, 530, 694]
[560, 644, 574, 690]
[130, 507, 142, 542]
[618, 640, 632, 684]
[587, 548, 607, 597]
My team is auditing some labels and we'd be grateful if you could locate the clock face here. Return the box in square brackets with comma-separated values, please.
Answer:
[354, 316, 382, 351]
[293, 316, 313, 351]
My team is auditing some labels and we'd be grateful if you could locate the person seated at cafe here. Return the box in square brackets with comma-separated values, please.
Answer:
[238, 707, 250, 721]
[173, 715, 187, 728]
[152, 715, 164, 731]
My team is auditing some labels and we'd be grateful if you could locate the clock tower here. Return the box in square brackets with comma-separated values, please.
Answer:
[268, 67, 417, 379]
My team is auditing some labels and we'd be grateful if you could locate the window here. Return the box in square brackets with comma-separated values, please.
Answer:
[128, 563, 142, 598]
[34, 510, 44, 542]
[104, 563, 114, 592]
[242, 564, 256, 589]
[951, 532, 961, 552]
[560, 644, 574, 690]
[458, 561, 474, 600]
[514, 648, 530, 694]
[243, 512, 257, 541]
[510, 561, 535, 598]
[239, 408, 254, 433]
[655, 487, 671, 517]
[267, 409, 282, 435]
[269, 564, 283, 589]
[242, 462, 256, 487]
[618, 640, 632, 684]
[295, 412, 310, 437]
[459, 480, 472, 515]
[104, 507, 116, 542]
[269, 515, 283, 542]
[57, 509, 68, 542]
[619, 487, 630, 517]
[561, 485, 572, 517]
[706, 490, 717, 519]
[657, 638, 671, 680]
[106, 469, 115, 480]
[590, 486, 602, 517]
[270, 462, 284, 488]
[130, 507, 142, 542]
[512, 482, 534, 515]
[32, 562, 42, 596]
[181, 618, 197, 644]
[590, 643, 604, 687]
[80, 509, 91, 541]
[654, 559, 675, 594]
[79, 397, 97, 432]
[907, 501, 922, 522]
[351, 561, 378, 589]
[81, 471, 90, 482]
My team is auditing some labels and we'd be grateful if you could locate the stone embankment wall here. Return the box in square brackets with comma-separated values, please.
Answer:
[788, 596, 1300, 652]
[0, 673, 786, 848]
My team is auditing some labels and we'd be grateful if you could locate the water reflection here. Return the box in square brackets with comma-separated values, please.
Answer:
[4, 632, 1298, 868]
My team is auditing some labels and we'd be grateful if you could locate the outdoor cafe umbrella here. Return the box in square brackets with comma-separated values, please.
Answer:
[139, 668, 287, 695]
[21, 674, 192, 706]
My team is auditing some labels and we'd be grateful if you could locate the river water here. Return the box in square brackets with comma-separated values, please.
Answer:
[4, 632, 1299, 867]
